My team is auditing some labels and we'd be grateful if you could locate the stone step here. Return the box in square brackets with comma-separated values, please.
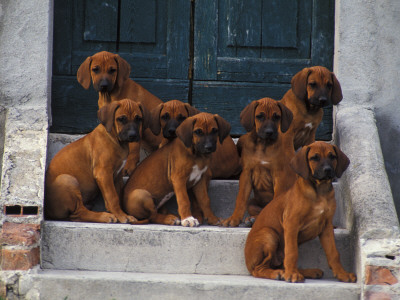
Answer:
[41, 222, 353, 278]
[26, 269, 360, 300]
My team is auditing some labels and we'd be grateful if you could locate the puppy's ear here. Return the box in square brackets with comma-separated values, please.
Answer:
[214, 114, 231, 143]
[98, 101, 120, 133]
[149, 103, 164, 135]
[77, 56, 92, 90]
[290, 146, 310, 179]
[333, 145, 350, 178]
[184, 103, 201, 116]
[176, 117, 195, 148]
[138, 103, 150, 131]
[240, 101, 259, 132]
[331, 73, 343, 105]
[291, 67, 311, 100]
[114, 54, 131, 89]
[277, 102, 293, 133]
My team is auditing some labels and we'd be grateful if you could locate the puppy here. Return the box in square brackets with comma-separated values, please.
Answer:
[77, 51, 163, 175]
[280, 66, 343, 150]
[222, 98, 295, 227]
[245, 141, 356, 283]
[45, 99, 146, 223]
[123, 112, 232, 227]
[150, 99, 240, 178]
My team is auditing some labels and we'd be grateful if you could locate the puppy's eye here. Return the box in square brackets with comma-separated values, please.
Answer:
[211, 128, 218, 135]
[134, 115, 143, 123]
[328, 153, 336, 160]
[309, 154, 320, 161]
[92, 66, 100, 73]
[117, 116, 127, 124]
[108, 68, 116, 74]
[272, 113, 281, 121]
[177, 115, 186, 122]
[327, 82, 333, 89]
[308, 82, 317, 88]
[194, 129, 204, 136]
[161, 113, 170, 121]
[256, 114, 265, 121]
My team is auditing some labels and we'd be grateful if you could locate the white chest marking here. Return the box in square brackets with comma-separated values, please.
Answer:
[116, 159, 127, 174]
[189, 165, 208, 185]
[260, 160, 270, 165]
[305, 122, 313, 129]
[157, 192, 175, 209]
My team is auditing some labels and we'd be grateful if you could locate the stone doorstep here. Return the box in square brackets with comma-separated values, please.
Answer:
[41, 222, 354, 279]
[24, 269, 361, 300]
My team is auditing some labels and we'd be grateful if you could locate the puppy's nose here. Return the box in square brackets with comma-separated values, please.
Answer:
[204, 142, 215, 152]
[99, 79, 109, 90]
[264, 128, 274, 136]
[168, 128, 176, 136]
[323, 165, 334, 177]
[128, 132, 139, 142]
[319, 96, 328, 106]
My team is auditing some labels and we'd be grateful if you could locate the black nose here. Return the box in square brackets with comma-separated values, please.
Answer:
[99, 79, 109, 90]
[323, 165, 334, 177]
[319, 96, 328, 106]
[128, 132, 139, 142]
[168, 128, 176, 136]
[264, 128, 274, 137]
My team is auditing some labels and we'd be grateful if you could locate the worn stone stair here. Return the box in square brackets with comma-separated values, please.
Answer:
[36, 179, 360, 299]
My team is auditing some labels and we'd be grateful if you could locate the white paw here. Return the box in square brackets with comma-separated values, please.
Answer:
[181, 216, 200, 227]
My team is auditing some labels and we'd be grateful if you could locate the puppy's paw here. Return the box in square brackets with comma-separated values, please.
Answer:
[244, 216, 256, 227]
[165, 214, 181, 226]
[181, 216, 200, 227]
[221, 217, 241, 227]
[99, 212, 118, 223]
[205, 215, 220, 226]
[300, 268, 324, 279]
[283, 270, 305, 283]
[115, 213, 136, 224]
[335, 271, 357, 283]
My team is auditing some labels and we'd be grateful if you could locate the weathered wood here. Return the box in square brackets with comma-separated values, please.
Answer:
[84, 0, 118, 42]
[51, 76, 189, 133]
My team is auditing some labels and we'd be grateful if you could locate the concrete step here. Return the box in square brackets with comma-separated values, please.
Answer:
[27, 269, 360, 300]
[41, 222, 354, 278]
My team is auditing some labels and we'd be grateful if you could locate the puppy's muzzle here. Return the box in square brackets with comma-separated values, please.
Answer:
[314, 163, 335, 180]
[257, 122, 278, 142]
[197, 136, 217, 154]
[97, 78, 113, 93]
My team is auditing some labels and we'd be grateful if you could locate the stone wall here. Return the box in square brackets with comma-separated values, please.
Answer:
[0, 0, 52, 273]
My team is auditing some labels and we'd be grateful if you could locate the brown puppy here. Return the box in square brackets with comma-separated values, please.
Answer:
[45, 99, 147, 223]
[245, 141, 356, 283]
[280, 66, 343, 150]
[77, 51, 163, 175]
[222, 98, 294, 227]
[123, 112, 232, 227]
[150, 99, 240, 178]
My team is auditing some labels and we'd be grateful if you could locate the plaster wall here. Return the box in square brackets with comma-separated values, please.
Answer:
[0, 0, 53, 224]
[334, 0, 400, 217]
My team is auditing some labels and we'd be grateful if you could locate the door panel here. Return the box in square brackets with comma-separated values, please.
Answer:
[51, 0, 190, 133]
[193, 0, 334, 137]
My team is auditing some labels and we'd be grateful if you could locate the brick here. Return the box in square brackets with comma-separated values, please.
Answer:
[365, 266, 398, 285]
[1, 248, 40, 270]
[365, 291, 392, 300]
[1, 222, 40, 246]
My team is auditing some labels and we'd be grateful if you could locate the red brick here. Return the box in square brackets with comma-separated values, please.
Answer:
[365, 266, 398, 285]
[365, 291, 392, 300]
[1, 222, 40, 246]
[1, 248, 40, 270]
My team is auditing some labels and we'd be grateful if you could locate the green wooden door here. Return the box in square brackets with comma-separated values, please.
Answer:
[52, 0, 334, 138]
[192, 0, 335, 136]
[52, 0, 191, 133]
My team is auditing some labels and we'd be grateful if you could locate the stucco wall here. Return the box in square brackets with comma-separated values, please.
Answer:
[0, 0, 53, 224]
[334, 0, 400, 218]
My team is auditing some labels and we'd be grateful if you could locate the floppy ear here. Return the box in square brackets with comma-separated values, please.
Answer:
[214, 114, 231, 143]
[114, 54, 131, 89]
[291, 68, 311, 100]
[290, 146, 310, 179]
[176, 117, 195, 148]
[77, 56, 92, 90]
[333, 145, 350, 178]
[97, 101, 120, 133]
[138, 103, 150, 131]
[277, 102, 293, 133]
[331, 73, 343, 105]
[184, 103, 201, 116]
[240, 101, 259, 132]
[149, 103, 164, 135]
